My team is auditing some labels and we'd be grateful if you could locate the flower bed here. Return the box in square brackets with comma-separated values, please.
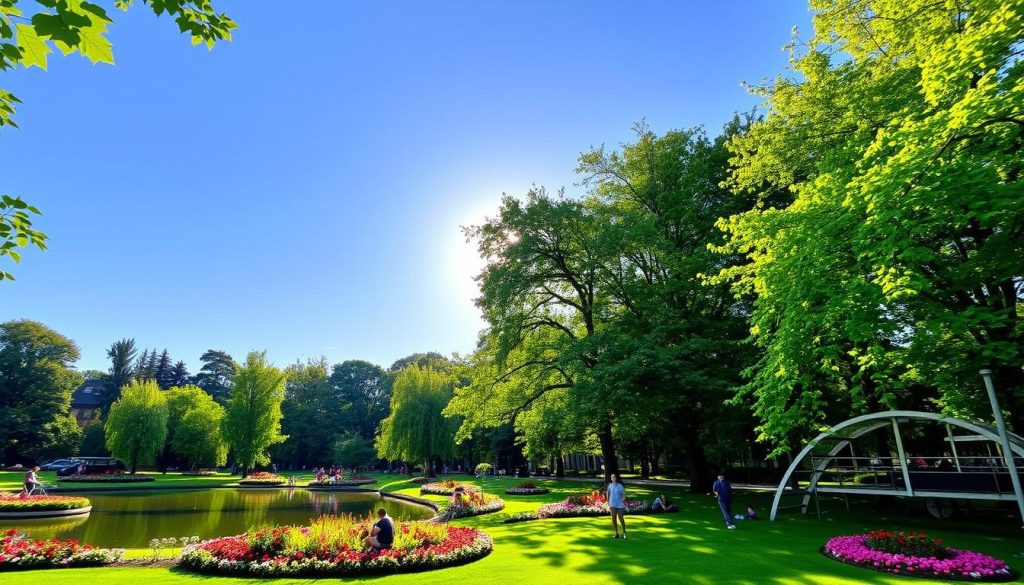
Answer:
[238, 472, 286, 486]
[823, 532, 1015, 582]
[537, 490, 649, 519]
[57, 473, 154, 483]
[181, 470, 219, 476]
[0, 529, 123, 571]
[420, 480, 474, 495]
[0, 495, 91, 512]
[308, 477, 376, 487]
[178, 515, 492, 577]
[501, 512, 539, 524]
[442, 491, 505, 519]
[505, 481, 549, 495]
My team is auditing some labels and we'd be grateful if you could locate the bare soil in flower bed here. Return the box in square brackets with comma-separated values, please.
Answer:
[177, 515, 492, 577]
[57, 474, 154, 483]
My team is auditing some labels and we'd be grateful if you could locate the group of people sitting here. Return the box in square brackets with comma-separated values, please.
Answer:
[313, 466, 346, 484]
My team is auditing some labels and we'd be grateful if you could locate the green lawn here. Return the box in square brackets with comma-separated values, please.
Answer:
[2, 472, 1021, 584]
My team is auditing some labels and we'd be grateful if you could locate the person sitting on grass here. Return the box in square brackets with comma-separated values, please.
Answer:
[652, 494, 666, 512]
[363, 508, 394, 551]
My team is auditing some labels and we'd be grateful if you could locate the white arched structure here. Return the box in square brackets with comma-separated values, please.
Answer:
[769, 410, 1024, 522]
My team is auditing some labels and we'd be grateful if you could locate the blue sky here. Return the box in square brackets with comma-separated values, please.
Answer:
[0, 1, 810, 374]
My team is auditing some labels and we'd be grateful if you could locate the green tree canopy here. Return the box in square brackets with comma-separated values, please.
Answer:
[329, 359, 393, 439]
[195, 349, 237, 403]
[171, 392, 226, 471]
[223, 351, 287, 475]
[332, 432, 376, 470]
[713, 0, 1024, 451]
[376, 364, 459, 476]
[0, 319, 82, 463]
[104, 379, 168, 473]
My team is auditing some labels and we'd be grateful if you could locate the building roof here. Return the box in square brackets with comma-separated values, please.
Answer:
[70, 379, 106, 408]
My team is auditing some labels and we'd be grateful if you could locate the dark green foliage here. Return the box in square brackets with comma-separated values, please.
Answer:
[0, 320, 82, 464]
[195, 349, 237, 403]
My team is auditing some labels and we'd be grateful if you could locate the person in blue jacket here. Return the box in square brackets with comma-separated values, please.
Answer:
[712, 472, 736, 529]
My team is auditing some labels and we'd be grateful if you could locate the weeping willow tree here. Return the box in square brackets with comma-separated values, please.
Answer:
[375, 364, 460, 477]
[104, 380, 168, 473]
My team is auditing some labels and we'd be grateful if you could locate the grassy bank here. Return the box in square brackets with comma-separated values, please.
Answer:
[1, 473, 1021, 584]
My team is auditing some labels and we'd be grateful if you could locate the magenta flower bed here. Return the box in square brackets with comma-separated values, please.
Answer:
[823, 534, 1016, 582]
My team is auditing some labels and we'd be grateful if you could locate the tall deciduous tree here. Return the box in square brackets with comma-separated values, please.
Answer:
[277, 358, 335, 469]
[104, 380, 168, 473]
[223, 351, 287, 476]
[377, 364, 459, 477]
[448, 189, 623, 482]
[0, 320, 82, 463]
[329, 360, 393, 439]
[168, 387, 226, 472]
[713, 0, 1024, 450]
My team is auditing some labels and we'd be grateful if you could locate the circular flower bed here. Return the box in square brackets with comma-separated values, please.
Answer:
[238, 472, 286, 486]
[505, 481, 549, 495]
[420, 480, 474, 496]
[57, 473, 154, 483]
[308, 477, 376, 487]
[823, 531, 1015, 582]
[537, 490, 649, 519]
[178, 515, 492, 577]
[0, 529, 123, 571]
[442, 491, 505, 519]
[0, 495, 91, 513]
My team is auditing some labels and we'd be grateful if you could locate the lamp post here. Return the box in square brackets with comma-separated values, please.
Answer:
[979, 369, 1024, 528]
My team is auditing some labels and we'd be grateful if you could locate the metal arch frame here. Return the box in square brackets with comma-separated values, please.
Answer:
[769, 410, 1024, 521]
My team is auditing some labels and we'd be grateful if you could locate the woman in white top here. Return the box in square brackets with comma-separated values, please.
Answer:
[606, 473, 627, 539]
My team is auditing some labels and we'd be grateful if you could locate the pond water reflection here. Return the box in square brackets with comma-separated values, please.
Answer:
[0, 489, 433, 548]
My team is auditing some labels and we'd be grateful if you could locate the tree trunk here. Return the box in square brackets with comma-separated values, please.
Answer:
[554, 453, 565, 477]
[425, 457, 435, 478]
[597, 421, 619, 484]
[684, 429, 711, 493]
[651, 446, 662, 476]
[640, 450, 651, 480]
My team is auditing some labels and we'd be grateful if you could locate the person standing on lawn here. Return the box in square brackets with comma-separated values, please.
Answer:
[607, 473, 627, 539]
[713, 472, 736, 529]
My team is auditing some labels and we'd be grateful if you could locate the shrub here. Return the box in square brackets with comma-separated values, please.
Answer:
[474, 463, 493, 476]
[866, 530, 947, 559]
[178, 515, 492, 577]
[0, 529, 123, 570]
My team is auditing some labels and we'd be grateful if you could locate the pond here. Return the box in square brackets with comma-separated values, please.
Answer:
[0, 488, 434, 548]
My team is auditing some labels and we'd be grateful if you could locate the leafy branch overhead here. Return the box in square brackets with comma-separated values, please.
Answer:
[0, 194, 46, 280]
[0, 0, 236, 128]
[0, 0, 234, 280]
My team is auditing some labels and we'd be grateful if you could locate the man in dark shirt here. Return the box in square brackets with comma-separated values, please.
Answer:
[712, 472, 736, 529]
[364, 508, 394, 550]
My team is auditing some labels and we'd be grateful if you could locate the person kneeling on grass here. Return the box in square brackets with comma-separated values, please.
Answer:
[364, 508, 394, 551]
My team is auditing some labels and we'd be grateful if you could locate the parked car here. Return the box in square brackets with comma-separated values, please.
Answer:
[56, 457, 126, 477]
[40, 459, 81, 473]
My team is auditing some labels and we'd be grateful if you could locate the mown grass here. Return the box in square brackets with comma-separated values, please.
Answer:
[2, 472, 1022, 584]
